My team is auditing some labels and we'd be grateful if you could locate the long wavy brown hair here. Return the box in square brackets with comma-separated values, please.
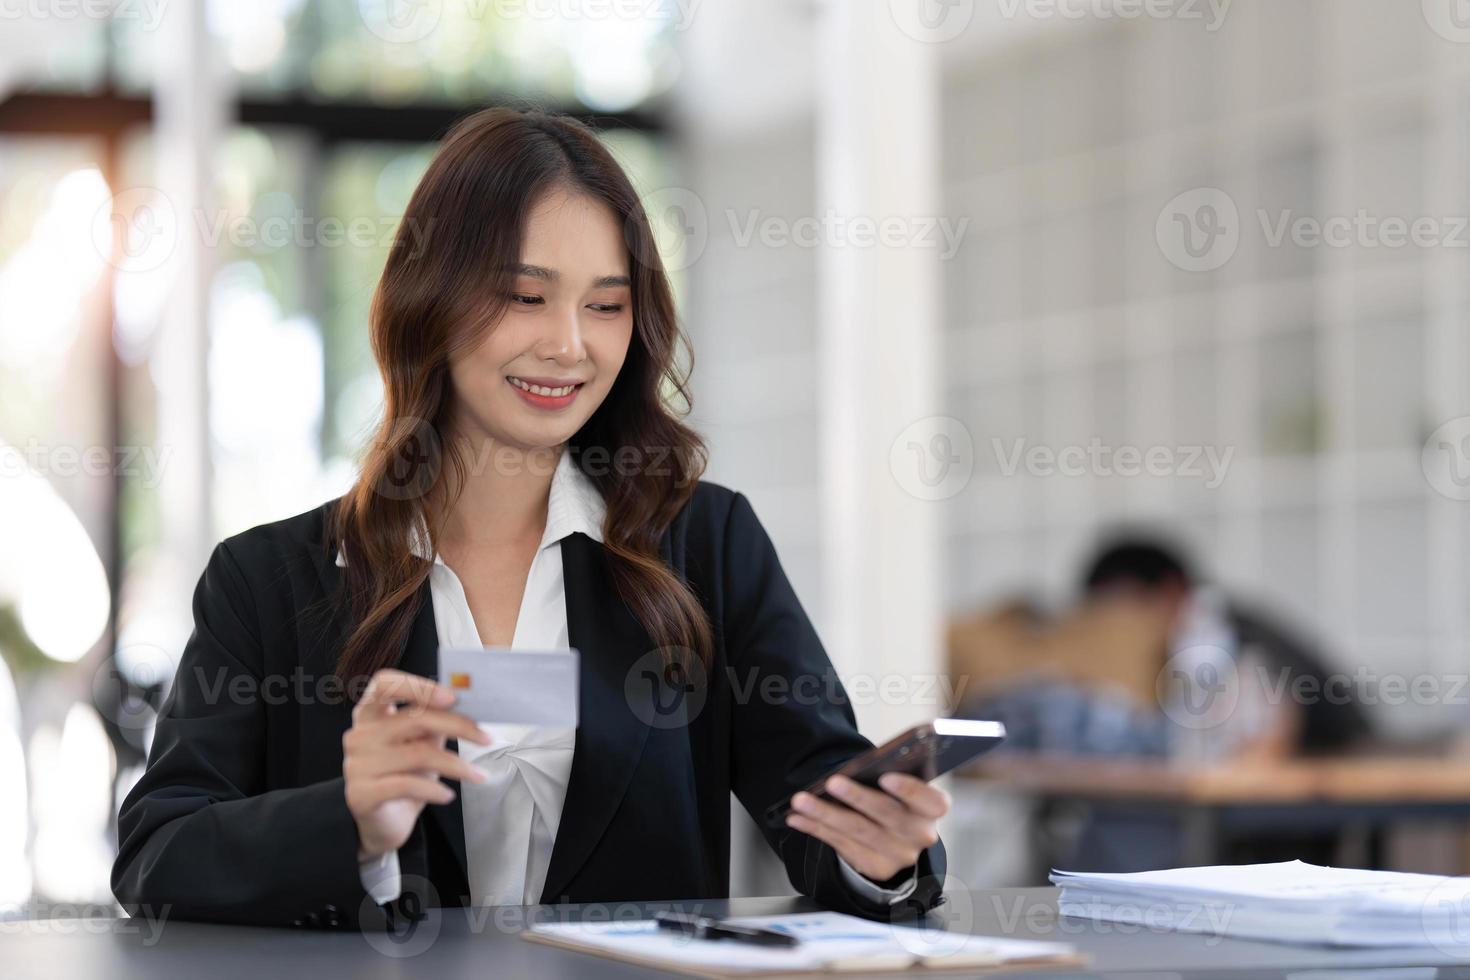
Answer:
[331, 107, 712, 687]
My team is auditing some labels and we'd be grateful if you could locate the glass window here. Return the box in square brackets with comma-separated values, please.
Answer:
[107, 0, 680, 109]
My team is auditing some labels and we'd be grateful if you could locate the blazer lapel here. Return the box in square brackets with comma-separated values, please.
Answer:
[538, 531, 657, 902]
[304, 506, 472, 891]
[396, 583, 471, 885]
[300, 511, 359, 769]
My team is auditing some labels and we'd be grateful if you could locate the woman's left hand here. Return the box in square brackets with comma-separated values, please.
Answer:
[784, 772, 950, 882]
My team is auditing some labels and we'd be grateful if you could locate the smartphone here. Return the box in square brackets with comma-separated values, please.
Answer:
[763, 718, 1006, 829]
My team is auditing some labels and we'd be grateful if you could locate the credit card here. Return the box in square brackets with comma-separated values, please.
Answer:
[437, 647, 579, 727]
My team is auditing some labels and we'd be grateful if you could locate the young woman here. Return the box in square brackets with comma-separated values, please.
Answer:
[111, 108, 949, 930]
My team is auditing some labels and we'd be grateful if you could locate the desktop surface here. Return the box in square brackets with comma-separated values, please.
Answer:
[7, 889, 1470, 979]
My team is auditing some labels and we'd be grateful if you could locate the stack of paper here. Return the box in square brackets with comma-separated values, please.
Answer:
[1052, 860, 1470, 948]
[523, 911, 1079, 976]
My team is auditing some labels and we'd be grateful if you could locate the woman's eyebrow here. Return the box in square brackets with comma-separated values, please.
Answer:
[509, 264, 630, 289]
[510, 263, 557, 281]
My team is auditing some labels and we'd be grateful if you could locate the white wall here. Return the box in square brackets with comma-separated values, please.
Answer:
[937, 0, 1470, 741]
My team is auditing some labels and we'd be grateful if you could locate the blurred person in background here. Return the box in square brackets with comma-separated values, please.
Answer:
[953, 526, 1374, 766]
[1082, 534, 1372, 761]
[952, 531, 1373, 872]
[1053, 533, 1374, 871]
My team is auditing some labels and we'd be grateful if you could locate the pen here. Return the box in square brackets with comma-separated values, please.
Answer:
[653, 911, 799, 948]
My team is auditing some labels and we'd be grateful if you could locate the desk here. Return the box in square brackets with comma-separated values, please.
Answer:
[969, 753, 1470, 804]
[6, 890, 1470, 979]
[965, 753, 1470, 869]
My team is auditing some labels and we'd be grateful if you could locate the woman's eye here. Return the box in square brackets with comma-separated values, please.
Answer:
[588, 303, 624, 314]
[511, 294, 544, 306]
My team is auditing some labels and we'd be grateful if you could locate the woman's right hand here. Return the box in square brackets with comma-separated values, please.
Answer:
[343, 668, 492, 860]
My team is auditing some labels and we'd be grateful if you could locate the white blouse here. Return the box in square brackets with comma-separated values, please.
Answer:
[353, 451, 910, 906]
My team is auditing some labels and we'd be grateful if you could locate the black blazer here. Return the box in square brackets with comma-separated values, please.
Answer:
[112, 481, 946, 929]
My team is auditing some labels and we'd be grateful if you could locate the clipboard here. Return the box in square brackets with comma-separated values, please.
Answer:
[519, 911, 1086, 978]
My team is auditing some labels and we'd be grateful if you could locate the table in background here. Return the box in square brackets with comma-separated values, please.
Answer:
[8, 890, 1470, 979]
[965, 752, 1470, 871]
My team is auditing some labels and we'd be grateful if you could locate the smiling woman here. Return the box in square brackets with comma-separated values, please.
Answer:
[334, 108, 710, 687]
[109, 107, 950, 931]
